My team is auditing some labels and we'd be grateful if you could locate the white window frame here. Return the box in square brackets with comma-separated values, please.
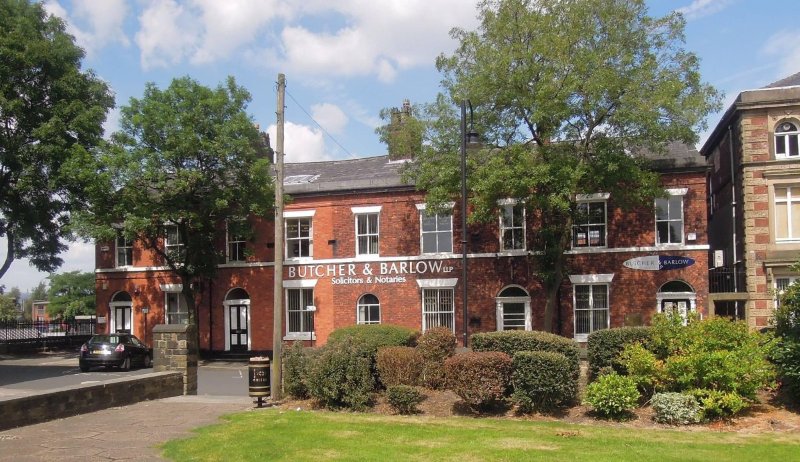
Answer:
[775, 120, 800, 159]
[353, 206, 381, 257]
[116, 234, 133, 267]
[775, 276, 800, 308]
[226, 219, 247, 263]
[416, 203, 454, 254]
[774, 185, 800, 242]
[572, 194, 609, 249]
[356, 293, 381, 325]
[655, 188, 687, 245]
[285, 211, 314, 260]
[498, 199, 526, 251]
[570, 273, 613, 342]
[283, 279, 318, 340]
[164, 225, 184, 256]
[418, 278, 457, 333]
[164, 290, 189, 325]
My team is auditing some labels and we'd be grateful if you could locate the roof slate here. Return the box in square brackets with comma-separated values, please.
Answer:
[764, 71, 800, 88]
[279, 141, 702, 195]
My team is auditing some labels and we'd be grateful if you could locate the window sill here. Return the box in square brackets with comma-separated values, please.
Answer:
[284, 333, 316, 341]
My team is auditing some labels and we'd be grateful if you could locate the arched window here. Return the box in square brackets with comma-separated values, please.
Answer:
[775, 121, 799, 158]
[357, 294, 380, 324]
[657, 280, 696, 324]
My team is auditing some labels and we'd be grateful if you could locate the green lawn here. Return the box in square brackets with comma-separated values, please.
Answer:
[160, 409, 800, 461]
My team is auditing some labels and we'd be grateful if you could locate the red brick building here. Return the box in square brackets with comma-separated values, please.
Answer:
[95, 142, 709, 354]
[702, 71, 800, 328]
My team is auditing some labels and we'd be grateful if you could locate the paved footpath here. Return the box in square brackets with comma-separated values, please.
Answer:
[0, 395, 256, 462]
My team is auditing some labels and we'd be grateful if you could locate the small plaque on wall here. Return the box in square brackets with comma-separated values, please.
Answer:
[97, 316, 106, 324]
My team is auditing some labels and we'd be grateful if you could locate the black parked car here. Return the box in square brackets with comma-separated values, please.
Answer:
[79, 333, 152, 372]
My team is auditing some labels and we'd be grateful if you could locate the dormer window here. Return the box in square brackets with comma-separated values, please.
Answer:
[775, 121, 799, 159]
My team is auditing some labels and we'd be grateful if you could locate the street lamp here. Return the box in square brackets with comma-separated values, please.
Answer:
[460, 100, 479, 347]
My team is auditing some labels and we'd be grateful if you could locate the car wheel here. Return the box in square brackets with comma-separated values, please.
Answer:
[143, 354, 152, 368]
[121, 356, 130, 371]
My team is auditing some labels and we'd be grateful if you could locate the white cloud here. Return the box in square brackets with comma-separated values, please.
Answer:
[762, 29, 800, 81]
[44, 0, 129, 57]
[252, 0, 480, 82]
[0, 240, 95, 293]
[310, 103, 348, 135]
[675, 0, 733, 21]
[188, 0, 285, 65]
[267, 122, 331, 163]
[135, 0, 199, 69]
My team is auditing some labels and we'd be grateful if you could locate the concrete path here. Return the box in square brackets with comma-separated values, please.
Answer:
[0, 395, 256, 462]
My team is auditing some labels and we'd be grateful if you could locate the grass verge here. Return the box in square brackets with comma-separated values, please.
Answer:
[161, 409, 800, 461]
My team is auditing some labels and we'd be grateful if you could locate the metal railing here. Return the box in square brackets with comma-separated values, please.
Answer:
[0, 319, 96, 352]
[709, 267, 747, 293]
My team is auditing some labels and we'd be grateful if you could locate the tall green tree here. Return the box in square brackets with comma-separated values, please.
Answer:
[76, 76, 274, 329]
[402, 0, 720, 331]
[46, 271, 94, 320]
[0, 0, 114, 280]
[0, 292, 17, 321]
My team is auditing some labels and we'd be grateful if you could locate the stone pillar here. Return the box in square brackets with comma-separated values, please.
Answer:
[152, 324, 198, 395]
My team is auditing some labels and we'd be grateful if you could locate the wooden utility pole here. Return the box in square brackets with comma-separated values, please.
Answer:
[271, 73, 285, 401]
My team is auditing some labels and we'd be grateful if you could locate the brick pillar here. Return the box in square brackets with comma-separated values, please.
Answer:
[152, 324, 198, 395]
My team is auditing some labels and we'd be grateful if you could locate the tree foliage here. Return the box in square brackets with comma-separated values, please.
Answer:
[0, 0, 113, 280]
[400, 0, 720, 330]
[46, 270, 95, 320]
[76, 76, 274, 327]
[0, 290, 19, 321]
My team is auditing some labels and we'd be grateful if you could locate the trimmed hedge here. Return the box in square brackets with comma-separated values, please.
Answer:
[587, 326, 652, 379]
[417, 327, 457, 389]
[471, 330, 580, 379]
[376, 346, 423, 387]
[327, 324, 419, 358]
[512, 351, 578, 412]
[306, 340, 375, 410]
[444, 351, 512, 411]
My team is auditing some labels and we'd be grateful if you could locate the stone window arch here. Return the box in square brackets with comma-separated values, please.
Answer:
[775, 120, 799, 159]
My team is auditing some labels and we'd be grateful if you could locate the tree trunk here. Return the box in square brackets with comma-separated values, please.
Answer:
[0, 231, 15, 281]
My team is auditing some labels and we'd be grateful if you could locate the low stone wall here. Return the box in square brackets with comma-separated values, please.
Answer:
[0, 371, 183, 431]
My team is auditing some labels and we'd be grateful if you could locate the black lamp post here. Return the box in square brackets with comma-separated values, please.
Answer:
[460, 100, 479, 347]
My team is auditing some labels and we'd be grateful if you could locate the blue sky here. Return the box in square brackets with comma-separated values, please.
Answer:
[3, 0, 799, 293]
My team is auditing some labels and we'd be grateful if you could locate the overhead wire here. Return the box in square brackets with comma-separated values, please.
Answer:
[284, 87, 358, 159]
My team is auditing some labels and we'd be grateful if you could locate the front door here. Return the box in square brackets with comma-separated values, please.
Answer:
[500, 302, 527, 330]
[661, 299, 690, 321]
[228, 305, 248, 352]
[114, 305, 131, 333]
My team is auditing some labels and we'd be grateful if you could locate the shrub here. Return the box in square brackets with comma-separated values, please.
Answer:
[376, 346, 423, 387]
[650, 392, 701, 425]
[512, 351, 578, 412]
[282, 341, 318, 399]
[306, 340, 375, 410]
[773, 278, 800, 402]
[327, 324, 418, 361]
[659, 318, 774, 400]
[327, 324, 418, 388]
[471, 330, 580, 381]
[417, 327, 457, 389]
[689, 389, 747, 419]
[770, 338, 800, 399]
[617, 342, 664, 397]
[444, 351, 512, 411]
[386, 385, 425, 415]
[587, 326, 652, 379]
[583, 372, 640, 419]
